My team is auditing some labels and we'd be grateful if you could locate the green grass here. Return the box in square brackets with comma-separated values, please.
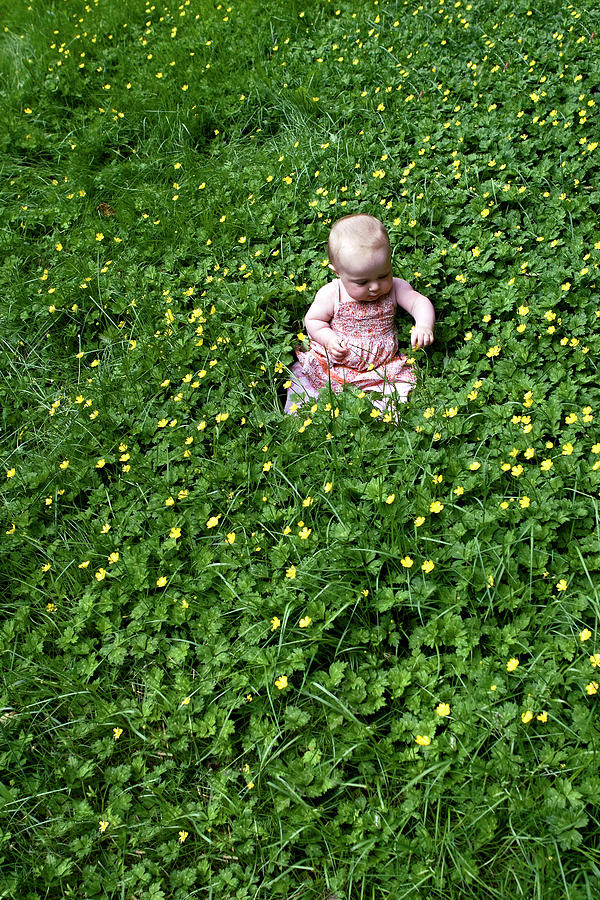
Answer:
[2, 0, 600, 897]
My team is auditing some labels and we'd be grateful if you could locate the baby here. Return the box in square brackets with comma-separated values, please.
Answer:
[285, 214, 435, 413]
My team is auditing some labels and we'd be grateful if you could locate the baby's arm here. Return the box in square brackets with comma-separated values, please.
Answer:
[395, 278, 435, 349]
[304, 287, 348, 363]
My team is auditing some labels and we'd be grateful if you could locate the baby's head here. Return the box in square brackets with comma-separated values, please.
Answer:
[327, 214, 393, 302]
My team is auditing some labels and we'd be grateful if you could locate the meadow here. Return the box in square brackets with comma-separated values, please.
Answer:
[1, 0, 600, 897]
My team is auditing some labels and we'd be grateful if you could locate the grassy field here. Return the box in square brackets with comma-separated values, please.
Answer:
[2, 0, 600, 897]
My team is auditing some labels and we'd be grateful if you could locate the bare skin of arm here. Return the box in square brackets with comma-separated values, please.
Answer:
[395, 279, 435, 349]
[304, 292, 348, 363]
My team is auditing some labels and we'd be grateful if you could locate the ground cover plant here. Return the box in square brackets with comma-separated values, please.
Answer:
[2, 0, 600, 897]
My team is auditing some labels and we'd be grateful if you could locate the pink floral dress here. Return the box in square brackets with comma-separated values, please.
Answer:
[285, 278, 416, 412]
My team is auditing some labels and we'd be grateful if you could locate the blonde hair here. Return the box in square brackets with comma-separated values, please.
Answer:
[327, 214, 390, 269]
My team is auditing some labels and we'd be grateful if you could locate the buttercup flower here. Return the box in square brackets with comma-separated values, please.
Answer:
[506, 657, 520, 672]
[274, 675, 288, 690]
[415, 735, 431, 746]
[579, 628, 592, 642]
[436, 703, 450, 716]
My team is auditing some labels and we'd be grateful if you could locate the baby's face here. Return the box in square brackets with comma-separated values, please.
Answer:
[331, 244, 393, 302]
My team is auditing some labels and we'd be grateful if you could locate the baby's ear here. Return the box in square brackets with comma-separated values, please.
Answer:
[328, 263, 338, 274]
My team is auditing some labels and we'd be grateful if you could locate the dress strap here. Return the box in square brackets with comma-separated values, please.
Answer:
[333, 279, 341, 316]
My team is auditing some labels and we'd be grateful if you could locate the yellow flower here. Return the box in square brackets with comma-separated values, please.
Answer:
[540, 459, 553, 471]
[324, 481, 333, 493]
[274, 675, 288, 690]
[506, 657, 520, 672]
[436, 703, 450, 717]
[385, 494, 396, 504]
[286, 565, 297, 579]
[429, 501, 444, 514]
[181, 696, 191, 706]
[469, 461, 481, 471]
[486, 345, 501, 357]
[226, 532, 236, 544]
[298, 526, 311, 540]
[169, 526, 181, 540]
[414, 516, 425, 527]
[590, 654, 600, 668]
[178, 830, 189, 843]
[95, 568, 107, 581]
[299, 616, 312, 628]
[536, 711, 548, 723]
[401, 556, 414, 568]
[521, 710, 533, 723]
[454, 486, 465, 496]
[519, 496, 531, 509]
[480, 208, 490, 217]
[113, 727, 123, 740]
[579, 628, 592, 642]
[95, 458, 106, 468]
[271, 616, 281, 630]
[78, 560, 90, 569]
[421, 559, 435, 573]
[415, 734, 431, 746]
[423, 407, 435, 418]
[562, 442, 574, 456]
[262, 460, 272, 472]
[99, 820, 109, 833]
[206, 516, 220, 528]
[107, 552, 119, 564]
[443, 407, 458, 418]
[556, 579, 568, 592]
[585, 681, 599, 695]
[59, 459, 69, 469]
[156, 576, 167, 587]
[100, 523, 111, 534]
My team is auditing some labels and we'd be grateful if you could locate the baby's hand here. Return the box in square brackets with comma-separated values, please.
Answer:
[326, 336, 348, 363]
[411, 326, 434, 349]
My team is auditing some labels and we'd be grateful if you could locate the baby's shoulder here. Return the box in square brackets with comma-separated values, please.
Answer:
[392, 276, 411, 295]
[314, 279, 340, 302]
[391, 277, 412, 307]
